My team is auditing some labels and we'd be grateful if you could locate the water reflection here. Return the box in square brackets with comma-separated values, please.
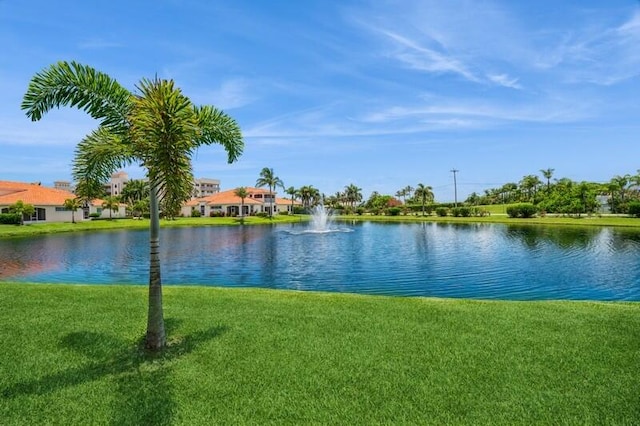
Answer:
[0, 223, 639, 301]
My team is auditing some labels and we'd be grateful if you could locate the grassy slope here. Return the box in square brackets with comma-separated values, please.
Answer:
[1, 283, 638, 424]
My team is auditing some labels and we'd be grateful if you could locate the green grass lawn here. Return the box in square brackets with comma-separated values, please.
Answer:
[341, 213, 640, 228]
[1, 283, 638, 424]
[0, 214, 305, 238]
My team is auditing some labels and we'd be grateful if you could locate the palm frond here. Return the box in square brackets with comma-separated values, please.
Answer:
[194, 105, 244, 163]
[73, 127, 134, 185]
[22, 61, 132, 132]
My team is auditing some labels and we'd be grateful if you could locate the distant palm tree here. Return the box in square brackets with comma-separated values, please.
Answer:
[344, 184, 362, 209]
[120, 179, 149, 205]
[102, 196, 120, 219]
[256, 167, 284, 217]
[284, 186, 297, 215]
[22, 61, 243, 351]
[298, 185, 319, 209]
[540, 168, 555, 193]
[404, 185, 414, 202]
[234, 186, 248, 218]
[414, 183, 434, 216]
[63, 197, 82, 223]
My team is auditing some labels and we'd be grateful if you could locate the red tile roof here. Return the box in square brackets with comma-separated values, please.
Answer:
[0, 181, 76, 206]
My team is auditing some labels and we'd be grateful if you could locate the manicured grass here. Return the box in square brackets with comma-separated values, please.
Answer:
[340, 213, 640, 228]
[0, 215, 305, 238]
[1, 283, 638, 424]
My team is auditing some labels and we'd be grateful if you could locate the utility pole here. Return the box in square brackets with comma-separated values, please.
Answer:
[450, 168, 459, 207]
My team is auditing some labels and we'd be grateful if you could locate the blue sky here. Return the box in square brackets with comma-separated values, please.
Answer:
[1, 0, 639, 202]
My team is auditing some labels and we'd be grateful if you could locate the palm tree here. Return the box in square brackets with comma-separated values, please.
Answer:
[63, 197, 82, 223]
[22, 61, 243, 351]
[9, 200, 35, 225]
[120, 179, 149, 205]
[101, 196, 120, 219]
[344, 184, 362, 210]
[404, 185, 414, 203]
[234, 186, 248, 218]
[414, 183, 434, 216]
[256, 167, 284, 217]
[298, 185, 319, 209]
[284, 186, 297, 215]
[540, 168, 555, 193]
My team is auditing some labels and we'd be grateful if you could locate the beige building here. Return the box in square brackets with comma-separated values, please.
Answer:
[104, 171, 129, 197]
[193, 177, 220, 197]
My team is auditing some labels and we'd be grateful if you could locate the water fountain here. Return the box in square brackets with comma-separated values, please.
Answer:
[289, 205, 351, 234]
[309, 205, 334, 233]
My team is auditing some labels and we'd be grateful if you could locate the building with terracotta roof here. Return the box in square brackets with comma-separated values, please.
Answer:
[0, 180, 81, 223]
[181, 187, 301, 217]
[0, 180, 127, 222]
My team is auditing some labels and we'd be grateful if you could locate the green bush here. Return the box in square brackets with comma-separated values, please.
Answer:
[451, 207, 472, 217]
[471, 207, 490, 217]
[191, 210, 202, 217]
[0, 213, 21, 225]
[89, 212, 100, 218]
[387, 207, 401, 216]
[506, 203, 538, 218]
[356, 207, 365, 215]
[278, 211, 289, 216]
[435, 207, 449, 217]
[256, 212, 269, 218]
[627, 201, 640, 218]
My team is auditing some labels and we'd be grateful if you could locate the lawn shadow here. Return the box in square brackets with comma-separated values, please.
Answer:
[2, 319, 228, 425]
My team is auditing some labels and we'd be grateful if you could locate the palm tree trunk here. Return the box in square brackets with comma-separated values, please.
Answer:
[145, 183, 166, 350]
[270, 185, 274, 217]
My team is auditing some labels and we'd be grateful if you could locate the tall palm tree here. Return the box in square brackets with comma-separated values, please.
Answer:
[63, 197, 82, 223]
[414, 183, 434, 216]
[284, 186, 297, 215]
[256, 167, 283, 217]
[540, 168, 555, 193]
[234, 186, 248, 218]
[404, 185, 414, 203]
[22, 61, 243, 351]
[344, 184, 362, 209]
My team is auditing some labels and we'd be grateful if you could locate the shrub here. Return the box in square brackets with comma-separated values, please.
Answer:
[256, 212, 269, 218]
[278, 211, 289, 216]
[435, 207, 449, 217]
[356, 207, 365, 216]
[89, 212, 100, 218]
[387, 207, 401, 216]
[471, 207, 489, 217]
[506, 203, 538, 218]
[628, 201, 640, 218]
[0, 213, 21, 225]
[191, 210, 202, 217]
[451, 207, 472, 217]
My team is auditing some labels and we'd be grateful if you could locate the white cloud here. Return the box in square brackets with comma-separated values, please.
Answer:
[487, 73, 522, 89]
[379, 30, 480, 82]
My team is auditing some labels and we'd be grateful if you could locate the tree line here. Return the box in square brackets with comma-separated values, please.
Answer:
[464, 169, 640, 215]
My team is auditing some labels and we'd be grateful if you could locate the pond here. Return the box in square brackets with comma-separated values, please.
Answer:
[1, 222, 639, 301]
